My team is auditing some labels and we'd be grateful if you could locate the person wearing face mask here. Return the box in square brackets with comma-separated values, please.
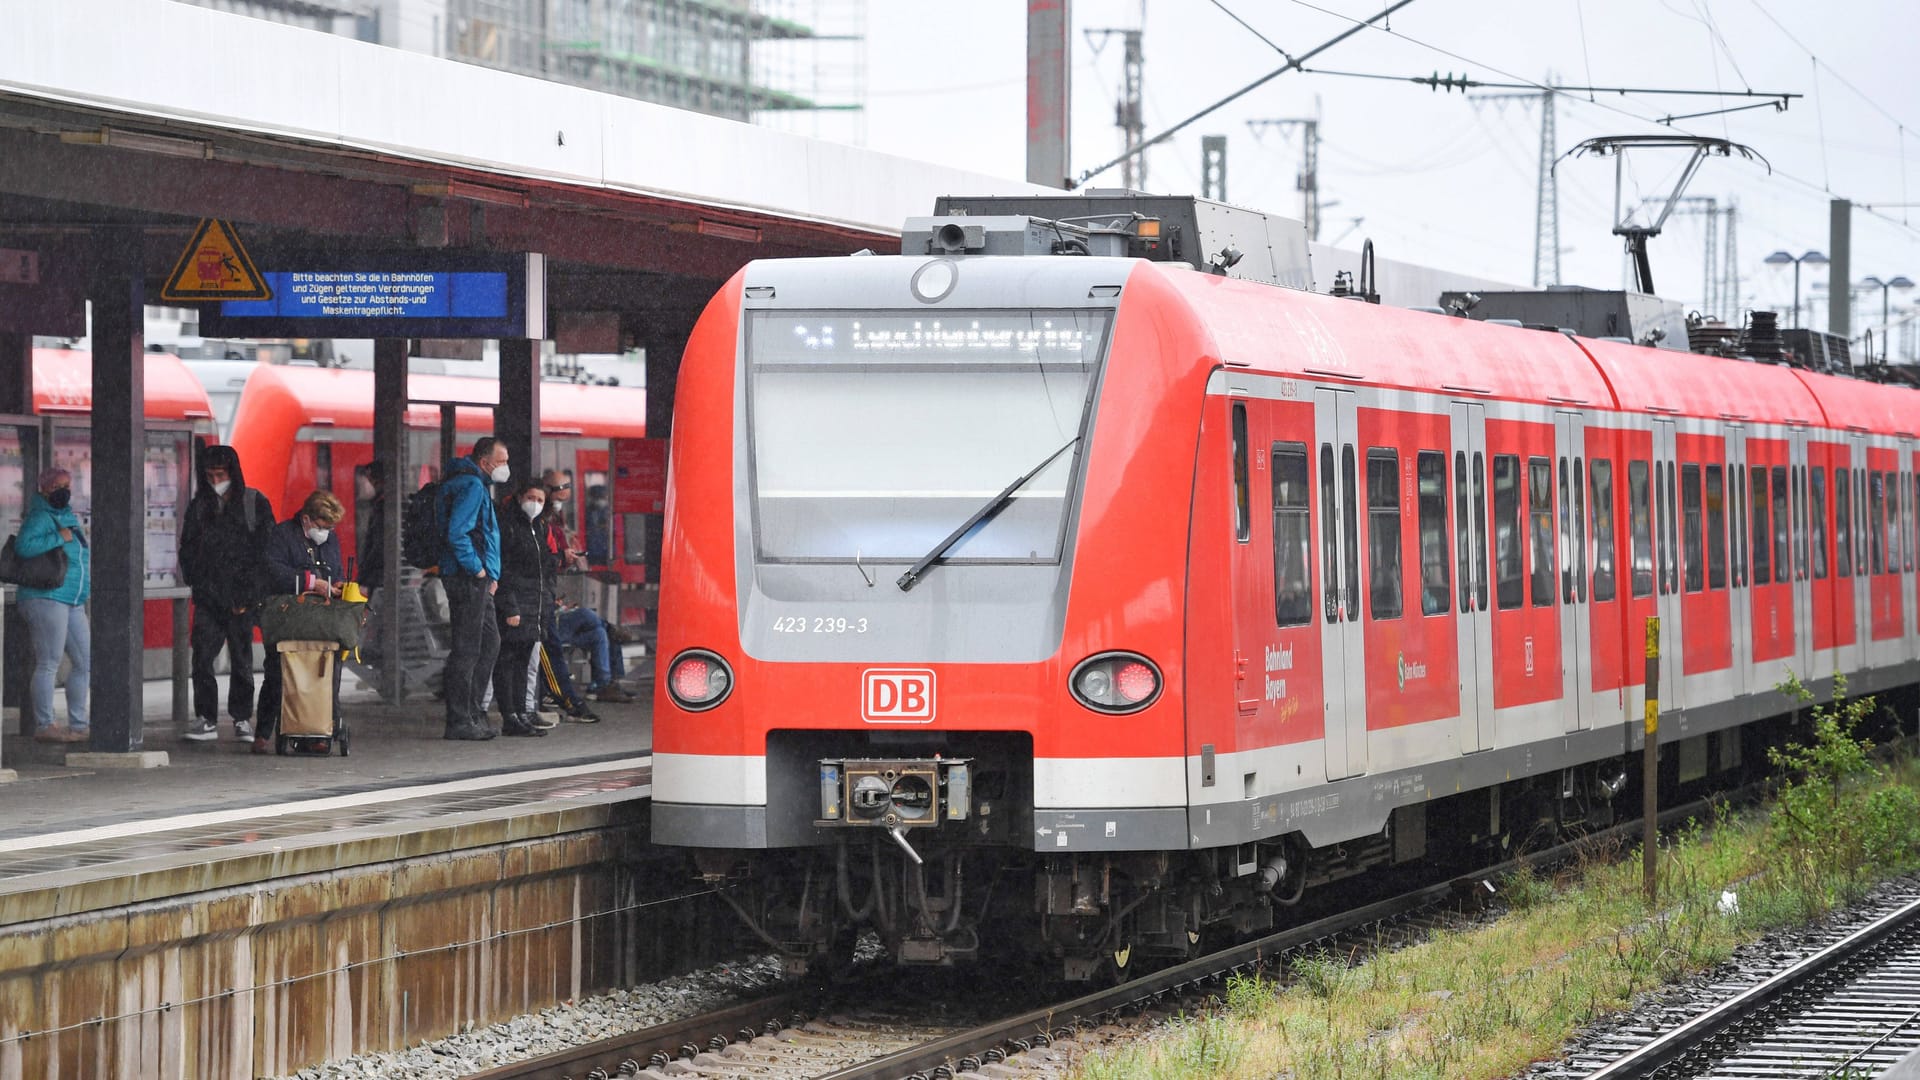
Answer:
[178, 444, 274, 743]
[254, 490, 346, 752]
[438, 437, 509, 741]
[16, 468, 91, 743]
[490, 479, 552, 737]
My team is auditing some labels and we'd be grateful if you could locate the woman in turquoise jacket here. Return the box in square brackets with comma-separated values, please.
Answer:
[16, 467, 90, 742]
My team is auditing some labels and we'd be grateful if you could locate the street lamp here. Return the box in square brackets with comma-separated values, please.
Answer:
[1764, 249, 1829, 329]
[1861, 275, 1915, 363]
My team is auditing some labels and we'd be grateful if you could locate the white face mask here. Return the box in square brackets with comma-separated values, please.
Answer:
[305, 526, 331, 545]
[211, 479, 231, 497]
[489, 463, 511, 484]
[521, 500, 545, 521]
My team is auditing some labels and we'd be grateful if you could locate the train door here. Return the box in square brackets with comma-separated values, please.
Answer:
[1555, 412, 1592, 732]
[1788, 427, 1815, 680]
[1451, 402, 1493, 753]
[1651, 418, 1684, 711]
[1726, 426, 1753, 697]
[1228, 397, 1265, 717]
[1848, 434, 1871, 670]
[1315, 387, 1366, 781]
[1903, 438, 1917, 656]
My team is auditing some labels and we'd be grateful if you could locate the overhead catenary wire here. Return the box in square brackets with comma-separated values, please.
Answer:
[1267, 0, 1920, 246]
[1070, 0, 1418, 188]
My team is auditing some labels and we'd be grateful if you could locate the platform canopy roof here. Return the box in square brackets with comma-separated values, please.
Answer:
[0, 0, 1049, 304]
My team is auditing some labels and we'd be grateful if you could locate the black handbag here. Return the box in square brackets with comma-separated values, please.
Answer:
[0, 535, 68, 590]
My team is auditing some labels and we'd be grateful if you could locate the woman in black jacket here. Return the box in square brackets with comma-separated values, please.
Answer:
[492, 479, 551, 737]
[255, 490, 346, 752]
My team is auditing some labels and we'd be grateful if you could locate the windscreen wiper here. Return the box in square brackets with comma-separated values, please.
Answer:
[896, 436, 1081, 593]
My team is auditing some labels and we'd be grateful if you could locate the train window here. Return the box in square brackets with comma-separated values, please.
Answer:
[1321, 444, 1340, 623]
[1750, 466, 1771, 586]
[1231, 404, 1250, 543]
[1852, 469, 1862, 572]
[1706, 465, 1727, 590]
[1666, 462, 1680, 594]
[1772, 465, 1790, 582]
[1494, 454, 1523, 609]
[1835, 467, 1853, 578]
[1367, 449, 1403, 620]
[1629, 460, 1653, 598]
[1272, 443, 1313, 628]
[1653, 464, 1667, 596]
[1732, 463, 1747, 588]
[1473, 452, 1489, 611]
[1870, 470, 1885, 575]
[1590, 459, 1616, 602]
[1903, 475, 1914, 572]
[1574, 457, 1588, 604]
[1342, 446, 1360, 621]
[1418, 451, 1450, 616]
[1681, 463, 1704, 593]
[1529, 457, 1555, 608]
[1792, 465, 1807, 581]
[1810, 467, 1828, 581]
[1455, 450, 1471, 614]
[1559, 457, 1574, 604]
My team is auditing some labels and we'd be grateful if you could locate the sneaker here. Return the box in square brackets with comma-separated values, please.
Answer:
[233, 719, 255, 741]
[502, 714, 547, 737]
[59, 728, 91, 744]
[532, 711, 560, 730]
[593, 684, 636, 704]
[564, 705, 601, 724]
[252, 737, 275, 756]
[182, 719, 218, 742]
[444, 724, 498, 741]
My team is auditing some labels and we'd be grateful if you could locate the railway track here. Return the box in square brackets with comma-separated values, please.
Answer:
[471, 788, 1755, 1080]
[1576, 888, 1920, 1079]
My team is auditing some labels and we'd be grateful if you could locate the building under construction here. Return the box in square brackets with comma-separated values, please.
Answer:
[181, 0, 866, 125]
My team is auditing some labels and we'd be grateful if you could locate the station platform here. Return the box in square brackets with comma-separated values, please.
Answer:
[0, 674, 652, 841]
[0, 677, 688, 1079]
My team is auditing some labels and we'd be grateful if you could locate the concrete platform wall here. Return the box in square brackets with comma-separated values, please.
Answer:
[0, 815, 726, 1078]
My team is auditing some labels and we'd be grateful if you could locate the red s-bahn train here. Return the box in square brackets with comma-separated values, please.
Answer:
[651, 207, 1920, 978]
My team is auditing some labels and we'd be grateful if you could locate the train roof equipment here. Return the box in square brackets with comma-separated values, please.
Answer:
[924, 191, 1313, 289]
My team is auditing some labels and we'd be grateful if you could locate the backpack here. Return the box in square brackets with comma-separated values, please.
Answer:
[400, 480, 444, 570]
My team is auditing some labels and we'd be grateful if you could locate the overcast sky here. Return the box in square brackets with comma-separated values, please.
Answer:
[847, 0, 1920, 334]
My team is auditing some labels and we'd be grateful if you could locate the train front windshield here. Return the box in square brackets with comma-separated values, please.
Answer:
[747, 309, 1110, 564]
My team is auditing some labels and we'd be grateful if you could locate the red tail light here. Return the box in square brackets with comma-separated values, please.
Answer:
[1069, 652, 1162, 714]
[667, 649, 732, 711]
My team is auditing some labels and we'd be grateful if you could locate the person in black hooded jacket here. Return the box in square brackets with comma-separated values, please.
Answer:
[178, 444, 274, 743]
[491, 478, 551, 738]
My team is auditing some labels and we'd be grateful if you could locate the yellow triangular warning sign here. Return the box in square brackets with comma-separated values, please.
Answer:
[161, 219, 270, 302]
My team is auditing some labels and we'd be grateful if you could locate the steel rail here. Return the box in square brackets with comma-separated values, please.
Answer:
[1582, 892, 1920, 1079]
[466, 988, 819, 1080]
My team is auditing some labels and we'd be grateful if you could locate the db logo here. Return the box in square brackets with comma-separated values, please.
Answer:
[862, 668, 936, 723]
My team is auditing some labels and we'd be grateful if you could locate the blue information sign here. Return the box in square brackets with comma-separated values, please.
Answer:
[198, 253, 541, 339]
[223, 271, 508, 320]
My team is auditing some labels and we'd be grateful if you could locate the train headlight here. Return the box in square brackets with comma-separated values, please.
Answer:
[666, 649, 733, 711]
[1069, 652, 1163, 714]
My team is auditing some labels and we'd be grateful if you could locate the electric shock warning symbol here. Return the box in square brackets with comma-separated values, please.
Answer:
[161, 219, 270, 302]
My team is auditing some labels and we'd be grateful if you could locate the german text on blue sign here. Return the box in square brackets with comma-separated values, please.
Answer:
[223, 271, 507, 319]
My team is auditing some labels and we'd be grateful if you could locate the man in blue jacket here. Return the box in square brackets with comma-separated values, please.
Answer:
[440, 437, 510, 740]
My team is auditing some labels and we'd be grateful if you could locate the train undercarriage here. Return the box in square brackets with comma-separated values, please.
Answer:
[685, 729, 1768, 980]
